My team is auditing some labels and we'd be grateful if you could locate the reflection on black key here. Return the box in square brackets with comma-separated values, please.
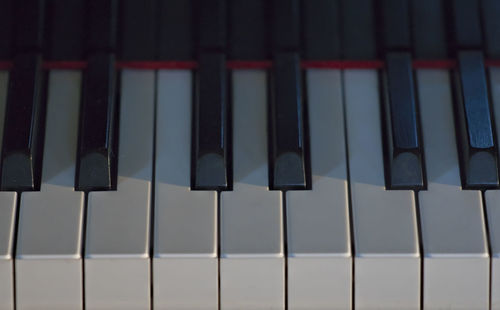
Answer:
[191, 53, 230, 190]
[481, 0, 500, 58]
[272, 0, 300, 52]
[454, 51, 499, 189]
[269, 52, 309, 190]
[0, 0, 13, 59]
[341, 0, 376, 59]
[380, 0, 411, 51]
[382, 53, 425, 189]
[158, 0, 194, 60]
[1, 53, 46, 191]
[76, 53, 118, 191]
[411, 0, 447, 59]
[197, 0, 226, 51]
[302, 0, 341, 60]
[449, 0, 482, 50]
[14, 0, 45, 52]
[86, 0, 119, 53]
[120, 0, 156, 60]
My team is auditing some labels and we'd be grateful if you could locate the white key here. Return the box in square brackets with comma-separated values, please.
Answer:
[417, 69, 489, 309]
[286, 69, 351, 309]
[344, 69, 420, 309]
[220, 70, 284, 309]
[153, 70, 217, 309]
[485, 67, 500, 309]
[85, 70, 154, 309]
[15, 70, 84, 310]
[0, 70, 16, 310]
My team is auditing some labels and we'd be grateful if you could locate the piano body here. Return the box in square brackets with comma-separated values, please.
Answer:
[0, 0, 500, 309]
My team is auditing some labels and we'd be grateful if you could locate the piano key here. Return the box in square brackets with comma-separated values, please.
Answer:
[220, 70, 283, 308]
[157, 0, 194, 60]
[16, 70, 84, 309]
[45, 0, 85, 60]
[380, 0, 411, 51]
[191, 53, 230, 190]
[228, 0, 269, 60]
[0, 0, 13, 59]
[272, 0, 300, 52]
[197, 0, 226, 51]
[14, 0, 45, 52]
[85, 69, 154, 309]
[86, 0, 119, 53]
[344, 69, 420, 308]
[302, 0, 341, 60]
[411, 0, 447, 59]
[154, 70, 217, 309]
[454, 51, 498, 188]
[1, 53, 46, 191]
[341, 0, 376, 59]
[382, 53, 425, 189]
[0, 70, 16, 310]
[417, 69, 489, 309]
[286, 69, 351, 309]
[269, 52, 309, 190]
[482, 0, 500, 58]
[120, 0, 156, 60]
[76, 53, 118, 191]
[449, 0, 483, 50]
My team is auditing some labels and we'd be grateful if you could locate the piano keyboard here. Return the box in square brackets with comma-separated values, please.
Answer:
[1, 0, 500, 309]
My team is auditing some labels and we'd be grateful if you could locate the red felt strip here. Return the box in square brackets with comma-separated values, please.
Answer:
[42, 61, 88, 70]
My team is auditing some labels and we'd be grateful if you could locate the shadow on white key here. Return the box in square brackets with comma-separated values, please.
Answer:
[153, 70, 218, 309]
[417, 70, 489, 309]
[344, 70, 420, 309]
[0, 71, 16, 310]
[485, 67, 500, 309]
[15, 71, 84, 310]
[286, 69, 351, 309]
[220, 70, 284, 309]
[85, 70, 154, 310]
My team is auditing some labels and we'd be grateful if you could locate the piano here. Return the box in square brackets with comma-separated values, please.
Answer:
[0, 0, 499, 309]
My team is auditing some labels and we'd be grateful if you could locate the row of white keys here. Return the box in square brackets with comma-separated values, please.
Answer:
[85, 69, 155, 309]
[486, 67, 500, 309]
[344, 69, 420, 309]
[0, 70, 16, 310]
[219, 70, 284, 309]
[153, 70, 218, 309]
[417, 69, 489, 309]
[286, 69, 351, 309]
[16, 70, 84, 309]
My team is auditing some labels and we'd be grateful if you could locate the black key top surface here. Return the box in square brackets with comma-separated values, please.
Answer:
[272, 0, 300, 52]
[1, 53, 46, 191]
[120, 0, 157, 60]
[411, 0, 447, 59]
[342, 0, 376, 59]
[158, 0, 194, 60]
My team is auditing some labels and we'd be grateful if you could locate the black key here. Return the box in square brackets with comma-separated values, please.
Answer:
[341, 0, 376, 59]
[191, 53, 230, 190]
[86, 0, 119, 53]
[381, 53, 425, 189]
[76, 53, 118, 191]
[158, 0, 194, 60]
[14, 0, 45, 52]
[120, 0, 157, 60]
[196, 0, 226, 51]
[449, 0, 482, 50]
[302, 0, 341, 60]
[453, 51, 499, 189]
[380, 0, 411, 52]
[229, 0, 269, 60]
[272, 0, 300, 52]
[411, 0, 447, 59]
[1, 53, 46, 191]
[269, 52, 309, 190]
[481, 0, 500, 58]
[46, 0, 85, 60]
[0, 0, 13, 59]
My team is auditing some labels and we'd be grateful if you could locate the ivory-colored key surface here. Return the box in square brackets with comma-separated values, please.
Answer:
[220, 70, 284, 309]
[344, 69, 420, 309]
[85, 70, 154, 309]
[417, 70, 489, 309]
[16, 71, 84, 310]
[286, 69, 351, 309]
[153, 70, 217, 309]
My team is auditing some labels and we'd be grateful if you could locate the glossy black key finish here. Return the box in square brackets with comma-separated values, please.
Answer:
[86, 0, 119, 53]
[191, 53, 230, 190]
[46, 0, 85, 60]
[302, 0, 341, 60]
[76, 53, 118, 191]
[341, 0, 376, 59]
[120, 0, 157, 60]
[380, 0, 411, 51]
[1, 53, 46, 191]
[0, 0, 13, 59]
[14, 0, 45, 52]
[449, 0, 482, 50]
[158, 0, 194, 60]
[269, 52, 309, 190]
[196, 0, 226, 51]
[481, 0, 500, 58]
[382, 53, 425, 189]
[229, 0, 269, 60]
[411, 0, 447, 59]
[454, 51, 499, 188]
[272, 0, 300, 52]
